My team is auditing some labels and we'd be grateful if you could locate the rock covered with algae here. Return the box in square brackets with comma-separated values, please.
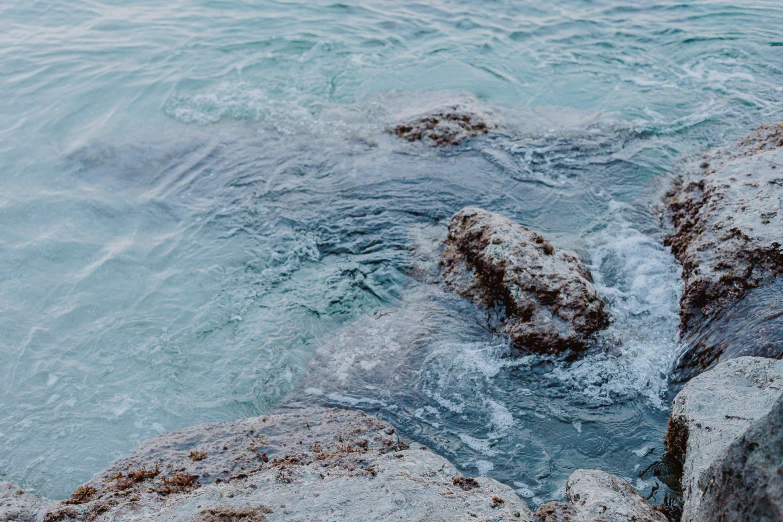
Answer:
[665, 123, 783, 374]
[2, 408, 533, 522]
[441, 207, 609, 353]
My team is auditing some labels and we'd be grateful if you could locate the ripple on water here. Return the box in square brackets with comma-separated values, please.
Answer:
[2, 0, 783, 502]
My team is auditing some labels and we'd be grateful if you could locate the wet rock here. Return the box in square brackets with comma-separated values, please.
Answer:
[8, 408, 532, 522]
[665, 123, 783, 373]
[697, 391, 783, 522]
[532, 470, 666, 522]
[664, 356, 783, 521]
[0, 481, 55, 521]
[391, 102, 496, 146]
[441, 207, 609, 353]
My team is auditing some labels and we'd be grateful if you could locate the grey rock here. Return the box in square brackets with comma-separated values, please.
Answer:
[697, 391, 783, 522]
[532, 470, 666, 522]
[8, 408, 532, 522]
[441, 207, 609, 353]
[665, 123, 783, 373]
[0, 481, 54, 522]
[664, 356, 783, 521]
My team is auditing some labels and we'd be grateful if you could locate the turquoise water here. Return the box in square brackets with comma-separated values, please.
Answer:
[1, 0, 782, 504]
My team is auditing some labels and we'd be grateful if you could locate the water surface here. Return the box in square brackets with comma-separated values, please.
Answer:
[1, 0, 783, 503]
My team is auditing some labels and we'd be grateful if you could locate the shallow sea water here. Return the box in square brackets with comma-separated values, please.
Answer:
[1, 0, 783, 504]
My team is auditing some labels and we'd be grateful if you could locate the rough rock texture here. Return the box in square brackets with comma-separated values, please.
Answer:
[3, 408, 532, 522]
[532, 470, 666, 522]
[665, 123, 783, 371]
[392, 103, 495, 146]
[697, 392, 783, 522]
[441, 207, 609, 352]
[0, 482, 55, 522]
[664, 357, 783, 522]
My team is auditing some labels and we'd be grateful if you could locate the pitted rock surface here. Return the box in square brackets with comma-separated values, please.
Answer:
[664, 357, 783, 522]
[4, 408, 532, 522]
[532, 470, 666, 522]
[665, 123, 783, 371]
[441, 207, 608, 353]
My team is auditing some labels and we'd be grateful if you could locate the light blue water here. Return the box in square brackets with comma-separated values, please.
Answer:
[1, 0, 782, 504]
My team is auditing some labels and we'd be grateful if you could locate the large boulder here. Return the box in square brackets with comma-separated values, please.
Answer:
[532, 469, 666, 522]
[665, 123, 783, 375]
[697, 391, 783, 522]
[5, 408, 532, 522]
[664, 357, 783, 521]
[441, 207, 609, 353]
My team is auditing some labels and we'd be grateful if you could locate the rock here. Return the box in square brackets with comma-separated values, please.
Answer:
[533, 501, 577, 522]
[532, 469, 666, 522]
[441, 207, 609, 353]
[13, 408, 532, 522]
[391, 102, 496, 146]
[664, 123, 783, 374]
[0, 481, 55, 521]
[697, 392, 783, 522]
[664, 356, 783, 521]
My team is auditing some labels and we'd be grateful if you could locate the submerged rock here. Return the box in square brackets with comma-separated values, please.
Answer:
[441, 207, 609, 353]
[4, 408, 532, 522]
[391, 102, 496, 146]
[697, 391, 783, 522]
[665, 123, 783, 373]
[532, 469, 666, 522]
[664, 356, 783, 521]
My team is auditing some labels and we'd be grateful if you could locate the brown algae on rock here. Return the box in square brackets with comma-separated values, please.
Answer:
[441, 207, 609, 353]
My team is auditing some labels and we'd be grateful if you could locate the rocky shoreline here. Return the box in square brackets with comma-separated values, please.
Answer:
[664, 123, 783, 377]
[2, 406, 671, 522]
[4, 123, 783, 521]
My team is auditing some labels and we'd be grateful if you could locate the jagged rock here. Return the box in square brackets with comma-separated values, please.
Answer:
[665, 123, 783, 374]
[697, 392, 783, 522]
[3, 408, 532, 522]
[391, 102, 496, 146]
[441, 207, 609, 353]
[664, 357, 783, 521]
[532, 470, 666, 522]
[0, 481, 55, 522]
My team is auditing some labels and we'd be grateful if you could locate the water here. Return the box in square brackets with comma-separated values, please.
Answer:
[1, 0, 782, 504]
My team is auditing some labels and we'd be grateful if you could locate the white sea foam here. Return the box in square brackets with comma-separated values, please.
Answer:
[458, 434, 499, 457]
[551, 201, 682, 408]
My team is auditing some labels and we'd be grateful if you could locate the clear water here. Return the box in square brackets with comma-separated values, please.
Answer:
[1, 0, 782, 504]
